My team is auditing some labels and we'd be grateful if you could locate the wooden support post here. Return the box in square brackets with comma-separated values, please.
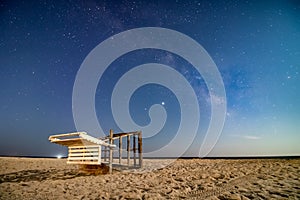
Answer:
[109, 129, 113, 174]
[98, 145, 101, 164]
[138, 131, 143, 168]
[104, 146, 107, 161]
[133, 135, 136, 166]
[119, 136, 122, 164]
[127, 135, 130, 166]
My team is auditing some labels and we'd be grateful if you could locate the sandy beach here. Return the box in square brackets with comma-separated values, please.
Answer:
[0, 157, 299, 199]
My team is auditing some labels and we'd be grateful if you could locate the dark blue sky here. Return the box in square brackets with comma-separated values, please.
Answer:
[1, 0, 299, 157]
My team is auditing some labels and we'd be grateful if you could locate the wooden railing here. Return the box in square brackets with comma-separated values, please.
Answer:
[102, 130, 143, 170]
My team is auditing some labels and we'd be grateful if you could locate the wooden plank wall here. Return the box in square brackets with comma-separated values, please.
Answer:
[67, 145, 101, 165]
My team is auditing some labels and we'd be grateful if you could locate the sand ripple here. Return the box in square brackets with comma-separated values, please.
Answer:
[0, 157, 299, 199]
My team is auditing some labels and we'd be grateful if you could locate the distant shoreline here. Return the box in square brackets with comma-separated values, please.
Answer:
[1, 155, 300, 159]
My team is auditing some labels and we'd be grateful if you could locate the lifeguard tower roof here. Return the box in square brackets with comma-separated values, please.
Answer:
[49, 132, 113, 147]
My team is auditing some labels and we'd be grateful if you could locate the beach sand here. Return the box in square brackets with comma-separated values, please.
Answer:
[0, 157, 299, 199]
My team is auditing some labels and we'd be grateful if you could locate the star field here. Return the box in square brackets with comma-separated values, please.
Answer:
[0, 0, 299, 157]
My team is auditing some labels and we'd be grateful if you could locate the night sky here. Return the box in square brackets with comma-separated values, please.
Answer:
[1, 0, 299, 157]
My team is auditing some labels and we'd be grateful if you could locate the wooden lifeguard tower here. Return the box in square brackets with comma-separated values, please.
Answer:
[49, 130, 143, 173]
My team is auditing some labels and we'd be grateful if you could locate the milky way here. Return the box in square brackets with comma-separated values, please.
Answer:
[0, 0, 299, 157]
